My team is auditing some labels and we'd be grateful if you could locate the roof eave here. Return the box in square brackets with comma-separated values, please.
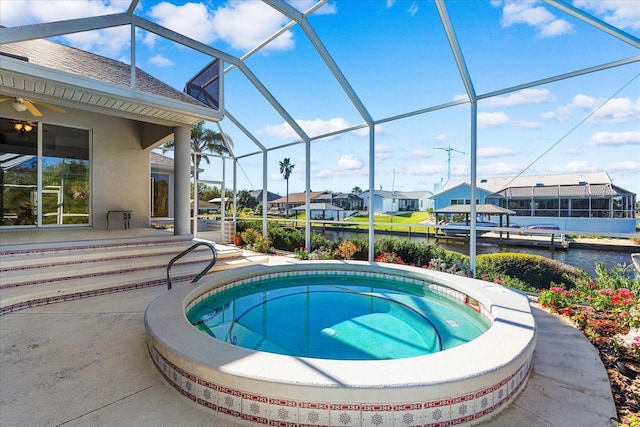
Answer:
[0, 56, 222, 126]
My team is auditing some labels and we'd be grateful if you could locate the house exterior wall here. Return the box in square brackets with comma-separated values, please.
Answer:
[360, 192, 384, 213]
[432, 185, 491, 210]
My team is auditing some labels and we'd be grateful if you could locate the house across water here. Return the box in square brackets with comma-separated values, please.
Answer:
[431, 172, 636, 233]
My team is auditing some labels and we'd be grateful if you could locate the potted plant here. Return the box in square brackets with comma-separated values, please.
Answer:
[234, 232, 243, 246]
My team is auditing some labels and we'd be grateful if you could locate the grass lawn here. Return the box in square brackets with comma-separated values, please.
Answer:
[324, 212, 435, 233]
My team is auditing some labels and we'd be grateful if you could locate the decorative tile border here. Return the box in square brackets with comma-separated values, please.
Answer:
[149, 343, 533, 427]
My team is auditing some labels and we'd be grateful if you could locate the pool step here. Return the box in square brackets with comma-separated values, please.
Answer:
[0, 237, 270, 314]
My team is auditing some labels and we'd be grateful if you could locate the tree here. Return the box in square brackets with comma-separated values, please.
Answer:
[162, 121, 232, 174]
[352, 186, 363, 194]
[162, 121, 232, 211]
[279, 158, 295, 218]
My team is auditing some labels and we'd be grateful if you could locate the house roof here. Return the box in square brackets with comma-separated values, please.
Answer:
[150, 151, 174, 168]
[291, 203, 344, 211]
[0, 38, 222, 126]
[248, 190, 280, 202]
[437, 172, 618, 195]
[361, 190, 432, 199]
[489, 183, 632, 198]
[334, 193, 363, 201]
[270, 191, 327, 204]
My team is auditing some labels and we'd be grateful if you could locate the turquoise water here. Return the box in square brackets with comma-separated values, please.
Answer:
[187, 274, 490, 360]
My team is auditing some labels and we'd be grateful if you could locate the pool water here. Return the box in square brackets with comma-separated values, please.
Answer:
[187, 274, 490, 360]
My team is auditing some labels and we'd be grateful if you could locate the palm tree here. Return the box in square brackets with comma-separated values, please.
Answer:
[279, 157, 295, 218]
[162, 121, 232, 173]
[161, 121, 232, 211]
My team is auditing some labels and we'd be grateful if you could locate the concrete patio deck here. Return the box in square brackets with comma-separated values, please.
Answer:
[0, 228, 618, 426]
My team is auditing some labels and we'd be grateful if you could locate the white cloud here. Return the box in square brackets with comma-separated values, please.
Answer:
[211, 1, 293, 51]
[259, 118, 378, 140]
[554, 160, 600, 172]
[337, 155, 364, 170]
[588, 130, 640, 146]
[386, 0, 396, 8]
[606, 161, 639, 173]
[148, 54, 174, 67]
[453, 94, 470, 103]
[497, 1, 574, 37]
[514, 120, 542, 128]
[149, 2, 216, 44]
[482, 88, 553, 107]
[478, 111, 510, 128]
[63, 26, 131, 58]
[406, 164, 446, 175]
[478, 147, 516, 158]
[574, 0, 640, 31]
[375, 144, 393, 160]
[542, 95, 640, 123]
[408, 2, 419, 16]
[0, 0, 131, 57]
[290, 1, 337, 15]
[478, 162, 522, 175]
[434, 133, 448, 142]
[412, 149, 431, 158]
[592, 97, 640, 123]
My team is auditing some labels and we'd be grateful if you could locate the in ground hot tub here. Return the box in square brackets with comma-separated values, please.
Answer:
[145, 261, 537, 426]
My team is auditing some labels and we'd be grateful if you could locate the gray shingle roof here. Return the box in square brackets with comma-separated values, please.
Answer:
[0, 38, 204, 107]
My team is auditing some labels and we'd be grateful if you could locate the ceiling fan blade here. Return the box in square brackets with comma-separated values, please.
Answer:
[32, 100, 65, 113]
[23, 100, 43, 117]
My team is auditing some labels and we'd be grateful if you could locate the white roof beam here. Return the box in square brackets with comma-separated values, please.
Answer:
[479, 55, 640, 101]
[263, 0, 374, 126]
[0, 14, 132, 43]
[435, 0, 478, 274]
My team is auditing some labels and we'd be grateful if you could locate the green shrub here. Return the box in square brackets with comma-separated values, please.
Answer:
[240, 228, 260, 245]
[476, 252, 582, 289]
[268, 226, 304, 251]
[237, 219, 262, 233]
[373, 238, 468, 270]
[310, 232, 331, 250]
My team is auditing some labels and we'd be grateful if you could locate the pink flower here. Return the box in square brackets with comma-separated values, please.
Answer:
[619, 311, 628, 318]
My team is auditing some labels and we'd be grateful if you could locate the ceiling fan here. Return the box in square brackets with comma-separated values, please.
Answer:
[0, 96, 65, 117]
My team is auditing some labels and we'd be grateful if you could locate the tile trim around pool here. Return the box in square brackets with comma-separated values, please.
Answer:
[149, 343, 533, 426]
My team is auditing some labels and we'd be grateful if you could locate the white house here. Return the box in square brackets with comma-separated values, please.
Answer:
[359, 190, 434, 214]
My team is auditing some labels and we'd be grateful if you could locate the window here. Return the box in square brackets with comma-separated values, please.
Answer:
[151, 173, 170, 217]
[0, 118, 90, 226]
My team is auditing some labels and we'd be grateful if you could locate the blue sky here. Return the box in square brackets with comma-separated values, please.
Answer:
[1, 0, 639, 197]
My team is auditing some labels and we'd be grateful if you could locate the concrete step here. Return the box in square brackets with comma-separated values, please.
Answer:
[0, 244, 238, 287]
[0, 235, 266, 314]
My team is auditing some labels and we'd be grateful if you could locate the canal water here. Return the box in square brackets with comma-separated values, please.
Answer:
[320, 230, 634, 277]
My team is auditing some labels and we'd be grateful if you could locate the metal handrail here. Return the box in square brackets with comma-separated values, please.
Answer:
[167, 241, 217, 290]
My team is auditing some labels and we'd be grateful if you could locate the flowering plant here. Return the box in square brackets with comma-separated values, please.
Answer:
[374, 252, 404, 264]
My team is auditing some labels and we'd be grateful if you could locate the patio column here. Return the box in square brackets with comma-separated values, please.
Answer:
[173, 126, 191, 236]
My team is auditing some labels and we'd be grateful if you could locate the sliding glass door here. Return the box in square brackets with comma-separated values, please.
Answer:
[1, 118, 90, 227]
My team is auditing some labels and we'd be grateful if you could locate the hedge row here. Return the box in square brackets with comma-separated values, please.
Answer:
[236, 222, 582, 289]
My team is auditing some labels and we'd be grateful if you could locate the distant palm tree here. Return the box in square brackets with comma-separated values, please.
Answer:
[352, 186, 363, 194]
[279, 157, 295, 218]
[162, 121, 232, 173]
